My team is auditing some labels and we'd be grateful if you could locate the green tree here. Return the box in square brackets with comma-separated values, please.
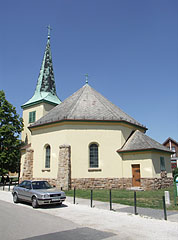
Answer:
[0, 90, 23, 175]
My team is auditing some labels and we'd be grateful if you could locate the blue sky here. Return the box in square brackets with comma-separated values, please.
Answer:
[0, 0, 177, 143]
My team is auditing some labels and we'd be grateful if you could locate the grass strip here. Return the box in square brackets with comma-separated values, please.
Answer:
[65, 187, 178, 210]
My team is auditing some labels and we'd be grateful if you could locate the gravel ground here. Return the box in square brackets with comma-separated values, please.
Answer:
[66, 196, 178, 222]
[1, 190, 178, 240]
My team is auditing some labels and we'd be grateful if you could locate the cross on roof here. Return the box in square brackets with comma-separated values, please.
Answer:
[47, 24, 52, 39]
[85, 73, 89, 84]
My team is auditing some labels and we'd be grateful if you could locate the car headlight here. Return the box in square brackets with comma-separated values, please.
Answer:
[61, 192, 66, 197]
[42, 194, 49, 199]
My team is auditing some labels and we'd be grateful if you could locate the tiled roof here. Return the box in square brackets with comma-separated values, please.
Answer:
[118, 130, 172, 153]
[30, 84, 146, 130]
[22, 35, 61, 109]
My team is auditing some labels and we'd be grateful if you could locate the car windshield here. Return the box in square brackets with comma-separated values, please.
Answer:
[32, 181, 52, 190]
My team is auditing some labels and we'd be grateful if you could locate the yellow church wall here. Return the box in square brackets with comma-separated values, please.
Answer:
[31, 123, 134, 179]
[151, 152, 172, 178]
[121, 151, 172, 178]
[32, 126, 66, 179]
[21, 103, 55, 144]
[122, 152, 153, 178]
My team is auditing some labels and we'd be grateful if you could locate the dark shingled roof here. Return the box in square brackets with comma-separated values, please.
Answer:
[30, 84, 147, 129]
[118, 130, 172, 153]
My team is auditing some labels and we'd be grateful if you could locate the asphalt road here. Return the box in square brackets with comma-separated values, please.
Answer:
[1, 191, 178, 240]
[0, 200, 115, 240]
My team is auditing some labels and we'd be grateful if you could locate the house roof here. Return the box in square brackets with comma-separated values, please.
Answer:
[118, 130, 172, 153]
[21, 29, 61, 109]
[163, 137, 178, 146]
[29, 83, 147, 130]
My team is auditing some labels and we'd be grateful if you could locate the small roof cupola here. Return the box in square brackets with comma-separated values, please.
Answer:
[21, 25, 61, 109]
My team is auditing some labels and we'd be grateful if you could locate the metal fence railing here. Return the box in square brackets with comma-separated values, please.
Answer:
[70, 188, 169, 221]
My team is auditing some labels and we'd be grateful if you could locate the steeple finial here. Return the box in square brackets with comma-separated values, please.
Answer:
[85, 73, 89, 84]
[47, 24, 52, 39]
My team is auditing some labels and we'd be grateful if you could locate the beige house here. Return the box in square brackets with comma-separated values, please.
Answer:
[20, 31, 173, 190]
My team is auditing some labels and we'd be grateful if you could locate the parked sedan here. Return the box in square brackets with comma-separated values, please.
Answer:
[12, 180, 66, 208]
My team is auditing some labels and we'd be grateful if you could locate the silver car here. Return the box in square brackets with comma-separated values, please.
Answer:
[12, 180, 66, 208]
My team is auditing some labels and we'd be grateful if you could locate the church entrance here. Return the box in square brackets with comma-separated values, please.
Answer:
[132, 164, 141, 187]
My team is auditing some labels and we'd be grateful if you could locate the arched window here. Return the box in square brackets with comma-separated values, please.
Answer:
[45, 145, 51, 168]
[89, 143, 99, 168]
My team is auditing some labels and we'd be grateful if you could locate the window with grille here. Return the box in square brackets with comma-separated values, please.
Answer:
[29, 111, 36, 123]
[45, 145, 51, 168]
[89, 143, 99, 168]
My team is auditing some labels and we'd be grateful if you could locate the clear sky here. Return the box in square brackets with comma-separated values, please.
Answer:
[0, 0, 177, 143]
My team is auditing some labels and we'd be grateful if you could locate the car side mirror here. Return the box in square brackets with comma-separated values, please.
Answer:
[26, 186, 32, 190]
[53, 185, 56, 188]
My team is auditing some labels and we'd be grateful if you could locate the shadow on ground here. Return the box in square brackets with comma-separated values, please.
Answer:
[22, 227, 115, 240]
[16, 201, 68, 209]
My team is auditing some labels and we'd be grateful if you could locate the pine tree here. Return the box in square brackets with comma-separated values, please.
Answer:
[0, 90, 23, 174]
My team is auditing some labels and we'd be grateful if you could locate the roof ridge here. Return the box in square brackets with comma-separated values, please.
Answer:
[91, 86, 120, 119]
[120, 130, 136, 150]
[66, 85, 86, 118]
[90, 86, 142, 125]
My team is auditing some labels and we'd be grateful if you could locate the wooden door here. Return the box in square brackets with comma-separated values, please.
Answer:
[132, 164, 141, 187]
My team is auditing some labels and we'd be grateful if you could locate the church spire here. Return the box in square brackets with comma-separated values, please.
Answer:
[22, 26, 61, 109]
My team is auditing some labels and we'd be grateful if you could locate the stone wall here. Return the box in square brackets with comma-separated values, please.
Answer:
[141, 171, 173, 190]
[20, 148, 34, 181]
[71, 176, 173, 190]
[71, 178, 132, 189]
[56, 144, 71, 190]
[141, 177, 173, 190]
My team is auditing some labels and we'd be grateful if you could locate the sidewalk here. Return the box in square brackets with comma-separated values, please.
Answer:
[1, 185, 178, 223]
[66, 196, 178, 223]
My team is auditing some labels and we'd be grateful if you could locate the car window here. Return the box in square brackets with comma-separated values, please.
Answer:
[19, 181, 27, 188]
[25, 181, 32, 189]
[32, 181, 52, 189]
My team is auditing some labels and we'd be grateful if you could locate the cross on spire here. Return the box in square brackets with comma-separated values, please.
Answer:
[85, 73, 89, 84]
[47, 24, 52, 39]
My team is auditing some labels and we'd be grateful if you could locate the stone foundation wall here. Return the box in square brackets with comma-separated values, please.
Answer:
[20, 148, 34, 182]
[141, 177, 173, 190]
[71, 178, 132, 189]
[18, 175, 173, 190]
[71, 177, 173, 190]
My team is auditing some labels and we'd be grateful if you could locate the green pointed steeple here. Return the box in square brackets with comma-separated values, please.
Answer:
[22, 26, 61, 109]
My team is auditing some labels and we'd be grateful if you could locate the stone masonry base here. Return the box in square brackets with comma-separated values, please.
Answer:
[71, 177, 173, 190]
[19, 177, 173, 190]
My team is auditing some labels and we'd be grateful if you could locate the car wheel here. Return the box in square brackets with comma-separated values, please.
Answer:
[13, 193, 19, 203]
[32, 197, 39, 208]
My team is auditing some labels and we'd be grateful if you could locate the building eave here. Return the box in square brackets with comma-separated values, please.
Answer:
[117, 148, 172, 154]
[21, 99, 59, 109]
[28, 118, 148, 131]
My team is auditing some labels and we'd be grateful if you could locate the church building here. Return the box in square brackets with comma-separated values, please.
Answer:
[20, 29, 173, 190]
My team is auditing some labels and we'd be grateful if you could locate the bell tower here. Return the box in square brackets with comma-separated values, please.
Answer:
[21, 25, 61, 144]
